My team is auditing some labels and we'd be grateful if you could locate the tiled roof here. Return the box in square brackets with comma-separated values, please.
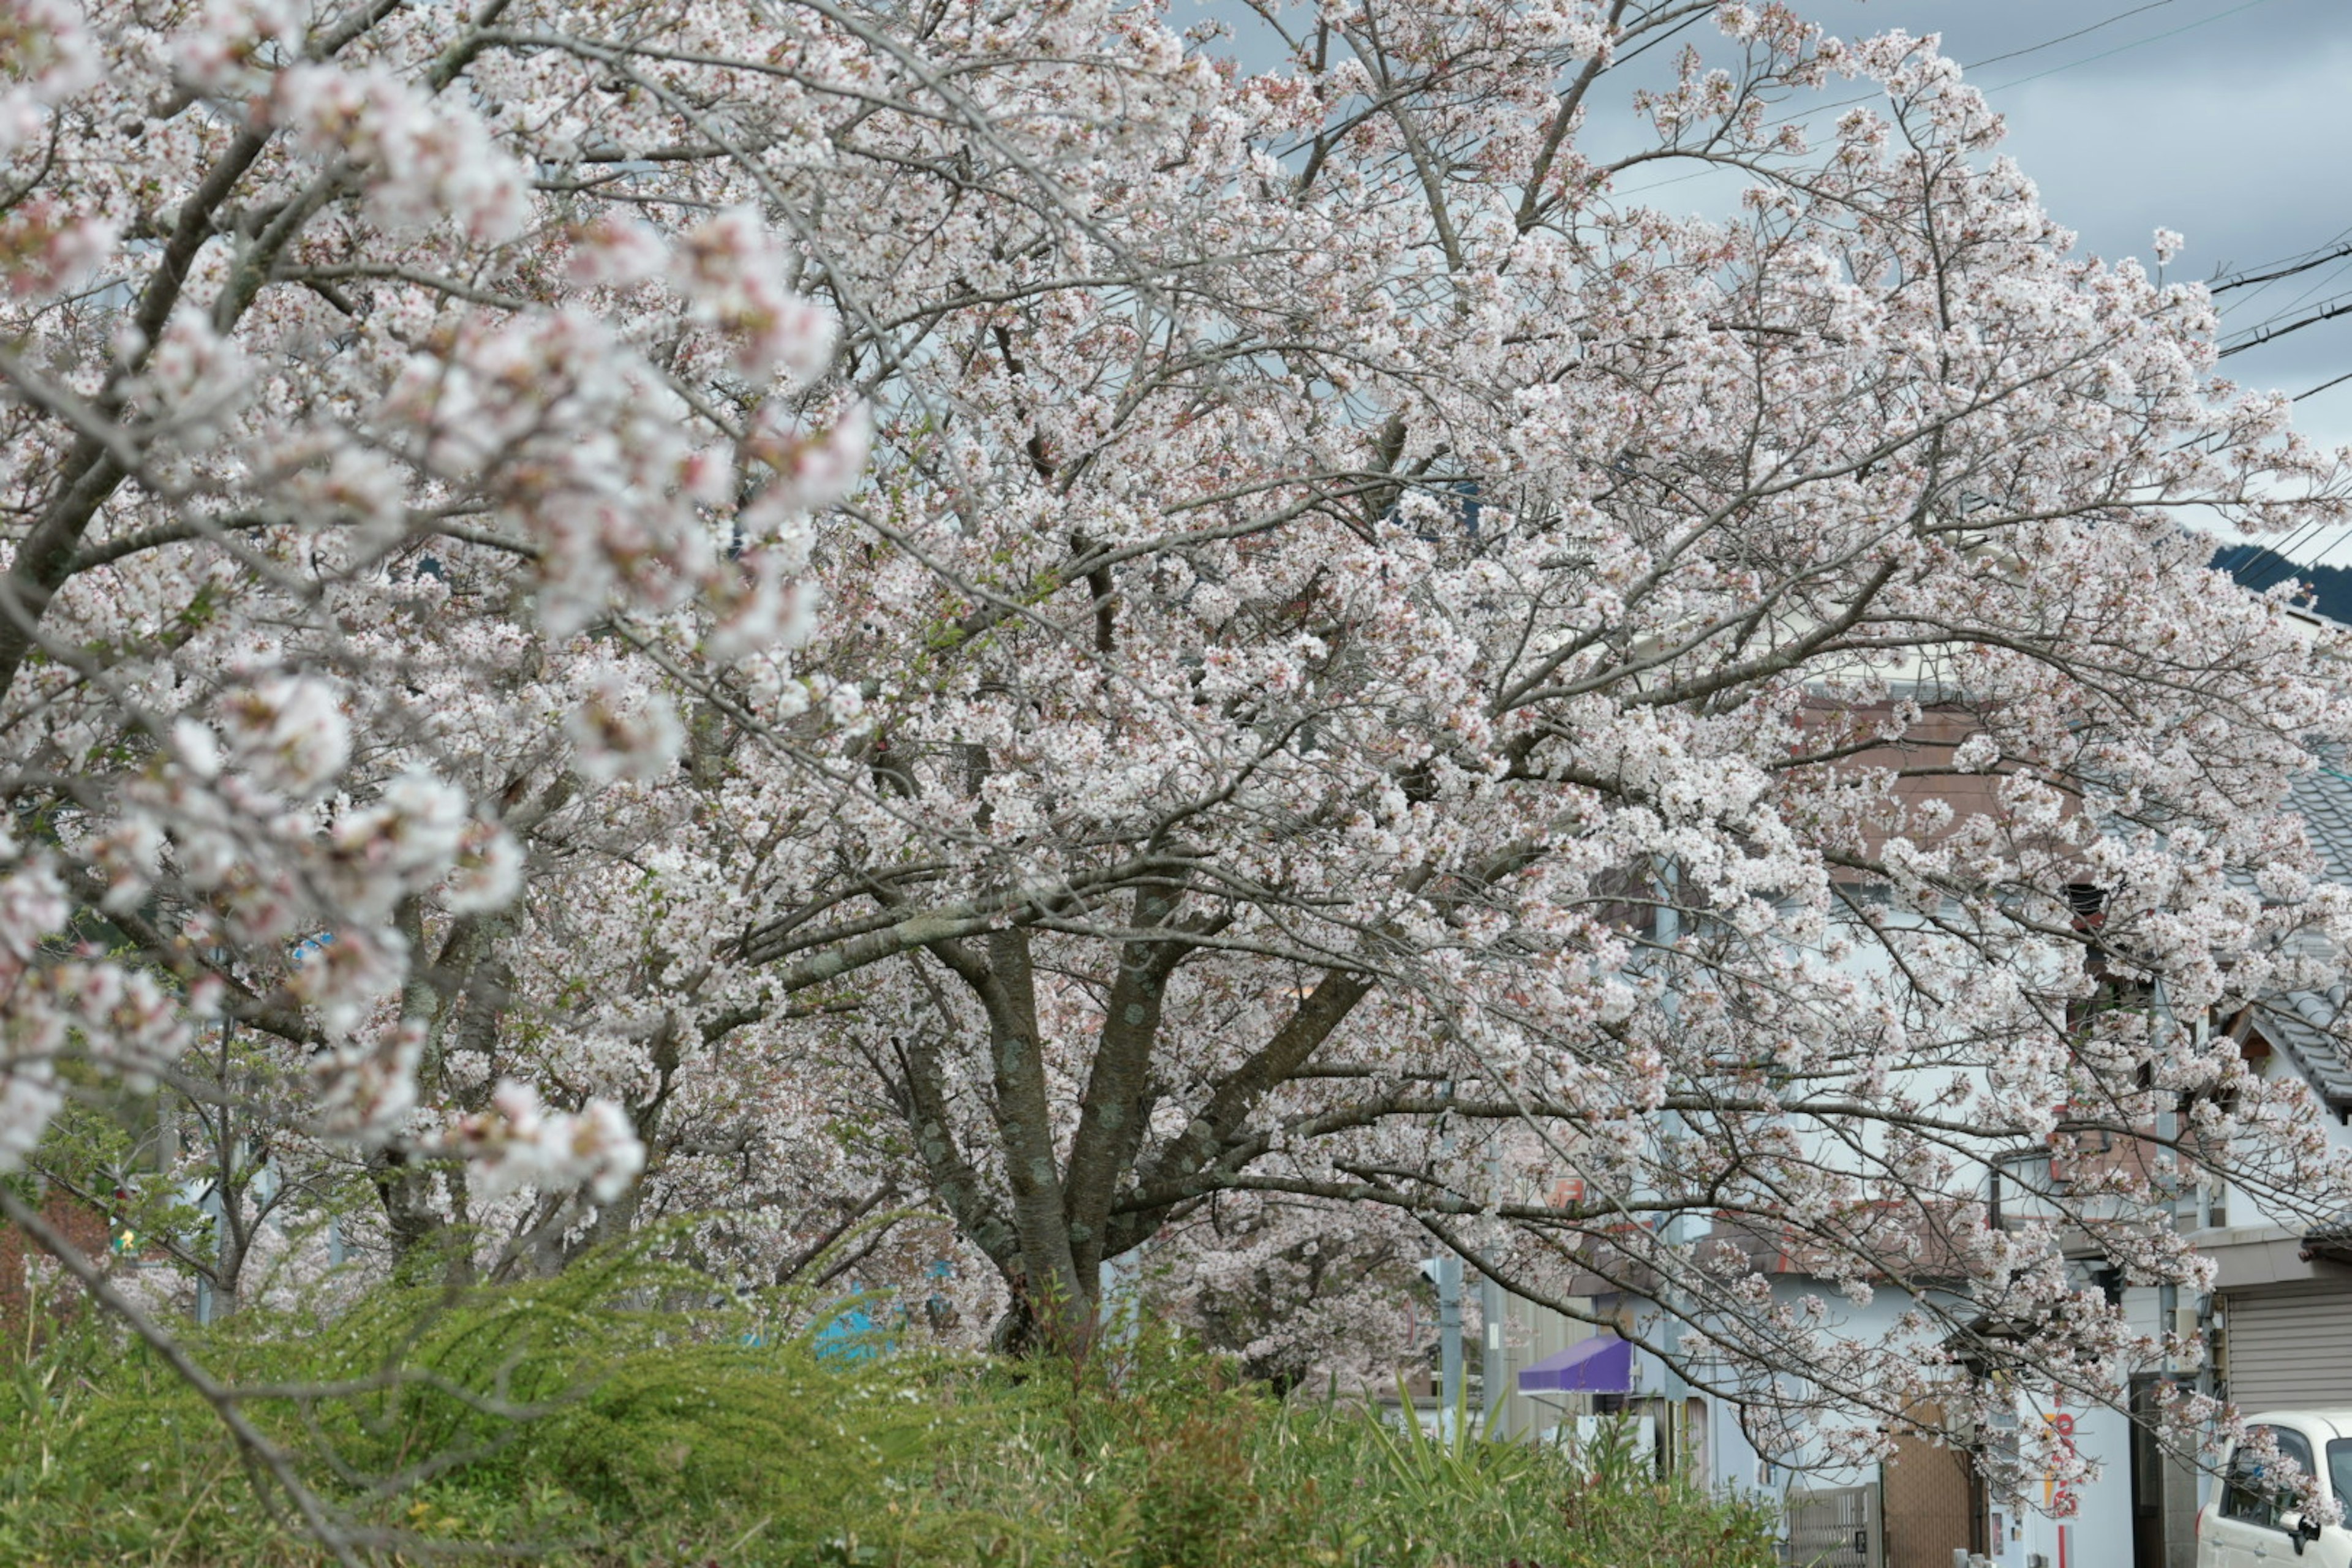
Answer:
[2288, 764, 2352, 884]
[2248, 767, 2352, 1110]
[2244, 984, 2352, 1110]
[2302, 1205, 2352, 1265]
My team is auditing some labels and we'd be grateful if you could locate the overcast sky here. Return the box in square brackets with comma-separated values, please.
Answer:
[1837, 2, 2352, 479]
[1777, 2, 2352, 564]
[1204, 1, 2352, 560]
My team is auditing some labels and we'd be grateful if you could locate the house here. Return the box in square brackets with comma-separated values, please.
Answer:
[1474, 756, 2352, 1568]
[2198, 767, 2352, 1417]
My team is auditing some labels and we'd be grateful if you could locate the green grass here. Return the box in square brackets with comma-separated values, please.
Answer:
[0, 1251, 1779, 1567]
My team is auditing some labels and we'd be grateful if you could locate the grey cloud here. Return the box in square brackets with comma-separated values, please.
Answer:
[1833, 0, 2352, 83]
[1789, 4, 2352, 441]
[1187, 1, 2352, 450]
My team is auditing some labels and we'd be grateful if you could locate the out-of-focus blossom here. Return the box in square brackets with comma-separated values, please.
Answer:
[273, 64, 531, 243]
[672, 206, 837, 383]
[447, 1081, 644, 1204]
[217, 675, 350, 800]
[565, 684, 684, 785]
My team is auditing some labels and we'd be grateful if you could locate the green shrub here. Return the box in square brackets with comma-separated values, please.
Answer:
[0, 1252, 1779, 1568]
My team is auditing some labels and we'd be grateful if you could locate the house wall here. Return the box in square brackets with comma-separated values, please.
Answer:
[1554, 1276, 2141, 1568]
[2213, 1049, 2352, 1234]
[2007, 1398, 2132, 1568]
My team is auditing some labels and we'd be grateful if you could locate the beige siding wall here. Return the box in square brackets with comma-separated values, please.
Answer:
[2222, 1284, 2352, 1412]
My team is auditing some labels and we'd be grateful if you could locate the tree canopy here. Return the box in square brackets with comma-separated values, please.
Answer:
[6, 0, 2352, 1501]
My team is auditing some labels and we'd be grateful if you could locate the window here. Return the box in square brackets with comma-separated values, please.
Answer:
[2223, 1447, 2266, 1523]
[2224, 1427, 2319, 1531]
[2331, 1442, 2352, 1521]
[2277, 1431, 2318, 1523]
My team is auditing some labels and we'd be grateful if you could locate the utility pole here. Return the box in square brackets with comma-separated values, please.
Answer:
[1654, 858, 1690, 1474]
[1437, 1250, 1463, 1434]
[1482, 1151, 1506, 1439]
[1480, 1265, 1504, 1439]
[1434, 1079, 1463, 1436]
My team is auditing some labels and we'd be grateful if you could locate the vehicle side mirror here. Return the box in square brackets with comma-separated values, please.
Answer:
[2282, 1512, 2321, 1555]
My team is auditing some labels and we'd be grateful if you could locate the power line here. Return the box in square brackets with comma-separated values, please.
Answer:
[2212, 241, 2352, 295]
[2294, 368, 2352, 402]
[2209, 227, 2352, 336]
[2213, 263, 2352, 363]
[1788, 0, 2279, 124]
[2218, 251, 2352, 347]
[1613, 0, 2278, 200]
[1977, 0, 2290, 93]
[1963, 2, 2180, 72]
[2217, 517, 2332, 595]
[2218, 295, 2352, 358]
[1610, 9, 1712, 70]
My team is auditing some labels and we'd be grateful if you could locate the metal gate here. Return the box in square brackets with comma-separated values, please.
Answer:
[1783, 1483, 1883, 1568]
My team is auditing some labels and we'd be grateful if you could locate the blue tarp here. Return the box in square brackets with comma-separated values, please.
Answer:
[813, 1300, 884, 1362]
[1517, 1336, 1635, 1394]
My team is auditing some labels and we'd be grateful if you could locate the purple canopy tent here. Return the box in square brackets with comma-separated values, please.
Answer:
[1515, 1336, 1635, 1394]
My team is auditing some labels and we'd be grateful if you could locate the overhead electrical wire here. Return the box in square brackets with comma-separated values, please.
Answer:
[1779, 0, 2280, 127]
[2211, 238, 2352, 295]
[1608, 8, 1712, 70]
[2294, 368, 2352, 403]
[1961, 2, 2181, 72]
[1611, 0, 2281, 200]
[2219, 294, 2352, 359]
[2207, 492, 2343, 595]
[1975, 0, 2290, 92]
[2217, 252, 2352, 350]
[2211, 224, 2352, 348]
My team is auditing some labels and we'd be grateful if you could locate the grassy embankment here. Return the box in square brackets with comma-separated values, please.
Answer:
[0, 1243, 1778, 1567]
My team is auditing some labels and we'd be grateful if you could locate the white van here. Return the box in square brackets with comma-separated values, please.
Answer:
[2198, 1412, 2352, 1568]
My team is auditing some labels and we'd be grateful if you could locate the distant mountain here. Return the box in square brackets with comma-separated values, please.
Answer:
[2213, 543, 2352, 625]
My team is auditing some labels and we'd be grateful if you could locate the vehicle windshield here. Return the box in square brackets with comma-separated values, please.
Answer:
[2332, 1442, 2352, 1517]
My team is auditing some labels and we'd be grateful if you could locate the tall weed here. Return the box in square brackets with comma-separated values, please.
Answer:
[0, 1254, 1779, 1568]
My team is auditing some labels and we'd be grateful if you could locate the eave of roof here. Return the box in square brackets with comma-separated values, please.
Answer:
[2245, 986, 2352, 1112]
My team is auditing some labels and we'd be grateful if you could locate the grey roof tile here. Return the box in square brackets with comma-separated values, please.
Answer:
[2290, 764, 2352, 884]
[2245, 986, 2352, 1110]
[2246, 766, 2352, 1110]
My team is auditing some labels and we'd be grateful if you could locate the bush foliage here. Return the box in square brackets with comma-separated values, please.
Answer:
[0, 1250, 1777, 1567]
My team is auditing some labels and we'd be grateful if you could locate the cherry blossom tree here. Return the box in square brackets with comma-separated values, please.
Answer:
[9, 0, 2352, 1534]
